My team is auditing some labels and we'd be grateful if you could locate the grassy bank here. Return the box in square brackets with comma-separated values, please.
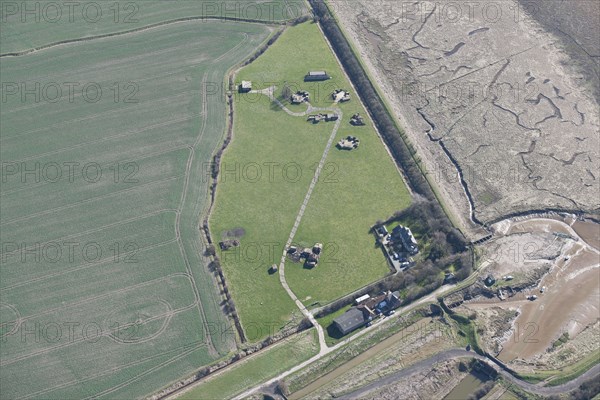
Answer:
[179, 329, 318, 400]
[513, 349, 600, 386]
[286, 306, 431, 394]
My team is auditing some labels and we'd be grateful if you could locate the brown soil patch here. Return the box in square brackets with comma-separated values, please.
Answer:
[464, 217, 599, 363]
[572, 220, 600, 251]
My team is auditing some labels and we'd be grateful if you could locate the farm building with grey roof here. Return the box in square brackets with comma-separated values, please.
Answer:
[305, 71, 331, 81]
[333, 307, 368, 335]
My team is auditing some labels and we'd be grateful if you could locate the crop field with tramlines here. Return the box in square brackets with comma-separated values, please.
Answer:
[0, 0, 307, 54]
[0, 16, 271, 399]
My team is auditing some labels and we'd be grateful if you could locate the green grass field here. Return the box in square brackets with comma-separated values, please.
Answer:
[0, 19, 270, 399]
[180, 329, 318, 400]
[210, 21, 411, 339]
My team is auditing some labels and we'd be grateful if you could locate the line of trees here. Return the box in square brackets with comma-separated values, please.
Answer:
[371, 202, 472, 304]
[566, 377, 600, 400]
[308, 0, 436, 202]
[241, 28, 284, 67]
[200, 20, 313, 343]
[313, 204, 473, 318]
[202, 232, 247, 343]
[201, 88, 248, 342]
[201, 25, 289, 342]
[307, 0, 474, 303]
[239, 15, 311, 67]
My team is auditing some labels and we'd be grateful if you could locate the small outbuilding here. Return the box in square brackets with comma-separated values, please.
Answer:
[313, 243, 323, 254]
[337, 135, 360, 150]
[350, 113, 365, 126]
[307, 253, 319, 263]
[239, 81, 252, 93]
[354, 294, 370, 305]
[305, 71, 331, 81]
[444, 273, 456, 284]
[307, 113, 338, 123]
[301, 248, 312, 258]
[291, 90, 310, 104]
[332, 89, 351, 102]
[376, 225, 389, 237]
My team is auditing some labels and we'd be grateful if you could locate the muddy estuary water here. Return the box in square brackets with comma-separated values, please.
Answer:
[473, 218, 599, 362]
[572, 220, 600, 251]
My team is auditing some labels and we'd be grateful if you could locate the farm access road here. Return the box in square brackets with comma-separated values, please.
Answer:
[252, 85, 343, 353]
[233, 215, 600, 399]
[338, 349, 600, 399]
[232, 278, 463, 400]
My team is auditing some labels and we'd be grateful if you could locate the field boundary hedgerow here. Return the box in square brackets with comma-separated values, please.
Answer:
[0, 14, 311, 58]
[200, 25, 289, 345]
[151, 324, 314, 400]
[199, 15, 318, 345]
[313, 0, 473, 233]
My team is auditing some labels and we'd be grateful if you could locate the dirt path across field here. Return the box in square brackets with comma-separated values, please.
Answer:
[251, 85, 343, 353]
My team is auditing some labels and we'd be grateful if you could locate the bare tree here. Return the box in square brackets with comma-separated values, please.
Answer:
[277, 380, 290, 396]
[282, 82, 292, 100]
[205, 244, 216, 257]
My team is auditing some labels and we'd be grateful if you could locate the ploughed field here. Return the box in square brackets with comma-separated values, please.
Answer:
[0, 19, 270, 399]
[209, 22, 411, 340]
